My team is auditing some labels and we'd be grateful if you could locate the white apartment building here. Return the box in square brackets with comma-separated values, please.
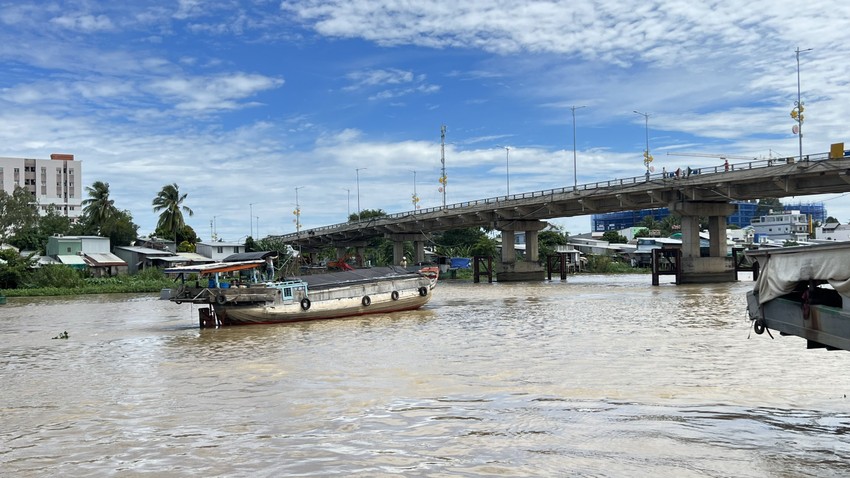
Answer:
[0, 153, 83, 221]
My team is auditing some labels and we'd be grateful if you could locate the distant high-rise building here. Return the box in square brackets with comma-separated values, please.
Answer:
[591, 200, 826, 232]
[0, 153, 83, 221]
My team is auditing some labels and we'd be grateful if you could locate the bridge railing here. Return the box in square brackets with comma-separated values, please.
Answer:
[280, 152, 834, 240]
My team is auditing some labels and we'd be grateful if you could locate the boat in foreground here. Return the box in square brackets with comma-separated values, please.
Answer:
[165, 258, 439, 328]
[745, 242, 850, 351]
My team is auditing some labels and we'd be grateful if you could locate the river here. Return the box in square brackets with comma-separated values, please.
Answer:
[2, 275, 849, 477]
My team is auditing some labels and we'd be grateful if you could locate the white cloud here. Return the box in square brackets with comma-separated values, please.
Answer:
[280, 0, 818, 66]
[1, 0, 850, 238]
[343, 68, 439, 101]
[49, 13, 114, 32]
[345, 68, 414, 89]
[148, 73, 284, 112]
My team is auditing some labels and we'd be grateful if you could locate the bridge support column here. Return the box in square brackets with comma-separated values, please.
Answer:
[392, 241, 405, 266]
[335, 246, 347, 260]
[413, 240, 425, 264]
[387, 233, 429, 266]
[355, 246, 366, 267]
[669, 201, 737, 283]
[496, 220, 547, 281]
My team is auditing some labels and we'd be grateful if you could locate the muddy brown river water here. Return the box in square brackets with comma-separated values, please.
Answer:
[2, 275, 849, 476]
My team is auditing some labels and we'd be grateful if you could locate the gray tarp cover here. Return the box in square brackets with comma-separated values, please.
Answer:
[753, 244, 850, 304]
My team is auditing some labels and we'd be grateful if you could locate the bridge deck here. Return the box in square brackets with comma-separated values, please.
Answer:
[278, 155, 850, 249]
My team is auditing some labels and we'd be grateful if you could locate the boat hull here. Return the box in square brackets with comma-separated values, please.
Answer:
[215, 288, 432, 325]
[747, 291, 850, 351]
[168, 264, 439, 327]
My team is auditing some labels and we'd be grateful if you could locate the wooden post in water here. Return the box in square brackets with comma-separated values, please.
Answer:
[199, 307, 216, 328]
[652, 247, 682, 286]
[546, 254, 568, 280]
[473, 256, 493, 283]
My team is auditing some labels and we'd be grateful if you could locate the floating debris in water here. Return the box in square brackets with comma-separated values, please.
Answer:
[52, 331, 69, 340]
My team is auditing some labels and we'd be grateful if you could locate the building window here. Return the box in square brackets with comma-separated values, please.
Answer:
[217, 246, 223, 254]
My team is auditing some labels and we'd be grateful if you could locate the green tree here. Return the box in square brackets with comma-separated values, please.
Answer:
[349, 208, 387, 222]
[0, 248, 36, 289]
[39, 205, 72, 238]
[152, 183, 194, 242]
[633, 228, 650, 238]
[101, 210, 139, 247]
[0, 186, 39, 248]
[469, 235, 498, 257]
[244, 237, 257, 252]
[155, 223, 198, 247]
[538, 227, 569, 260]
[755, 198, 783, 217]
[637, 215, 660, 232]
[81, 181, 118, 233]
[602, 230, 628, 244]
[27, 205, 73, 254]
[660, 214, 681, 236]
[825, 216, 840, 224]
[254, 236, 296, 275]
[435, 227, 487, 257]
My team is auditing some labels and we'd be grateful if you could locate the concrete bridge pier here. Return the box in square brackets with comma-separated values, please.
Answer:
[496, 220, 547, 281]
[387, 233, 428, 266]
[669, 201, 737, 283]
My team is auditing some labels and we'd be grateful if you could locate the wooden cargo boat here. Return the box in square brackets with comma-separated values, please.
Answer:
[165, 259, 439, 328]
[745, 242, 850, 350]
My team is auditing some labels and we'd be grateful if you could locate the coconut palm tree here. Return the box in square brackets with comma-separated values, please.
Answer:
[81, 181, 118, 233]
[152, 183, 194, 242]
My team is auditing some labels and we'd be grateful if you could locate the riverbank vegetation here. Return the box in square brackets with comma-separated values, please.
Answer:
[583, 255, 649, 274]
[2, 265, 172, 297]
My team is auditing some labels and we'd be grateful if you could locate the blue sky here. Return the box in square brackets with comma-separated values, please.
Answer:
[3, 1, 850, 241]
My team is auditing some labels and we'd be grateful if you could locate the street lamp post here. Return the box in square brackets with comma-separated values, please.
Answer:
[503, 146, 511, 196]
[254, 216, 260, 239]
[355, 168, 366, 220]
[294, 186, 304, 233]
[633, 110, 651, 179]
[440, 124, 447, 209]
[794, 46, 813, 163]
[410, 169, 419, 210]
[211, 215, 219, 242]
[342, 188, 350, 219]
[570, 105, 586, 189]
[248, 203, 255, 237]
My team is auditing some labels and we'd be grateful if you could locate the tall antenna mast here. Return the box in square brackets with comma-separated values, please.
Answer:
[439, 125, 447, 209]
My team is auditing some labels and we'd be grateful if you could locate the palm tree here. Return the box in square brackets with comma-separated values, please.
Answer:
[152, 183, 194, 242]
[81, 181, 118, 233]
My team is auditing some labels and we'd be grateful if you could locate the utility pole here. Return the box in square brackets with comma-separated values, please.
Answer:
[355, 168, 366, 220]
[570, 105, 586, 189]
[794, 46, 813, 162]
[633, 110, 652, 179]
[439, 125, 447, 209]
[294, 186, 304, 233]
[504, 146, 511, 195]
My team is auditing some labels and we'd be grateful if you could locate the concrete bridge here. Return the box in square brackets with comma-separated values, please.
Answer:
[276, 153, 850, 282]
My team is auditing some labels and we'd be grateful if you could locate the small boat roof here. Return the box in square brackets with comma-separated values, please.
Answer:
[164, 260, 265, 275]
[298, 266, 419, 289]
[223, 251, 277, 262]
[747, 242, 850, 304]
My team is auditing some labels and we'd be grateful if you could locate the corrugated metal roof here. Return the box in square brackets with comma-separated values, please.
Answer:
[114, 246, 175, 255]
[57, 255, 87, 265]
[176, 252, 215, 262]
[224, 251, 277, 262]
[83, 253, 127, 266]
[151, 256, 186, 263]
